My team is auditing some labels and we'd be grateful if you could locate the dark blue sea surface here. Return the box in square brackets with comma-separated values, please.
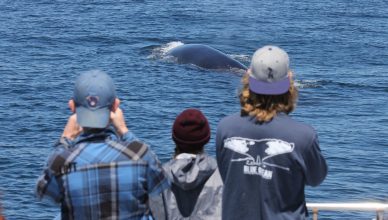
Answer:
[1, 0, 388, 219]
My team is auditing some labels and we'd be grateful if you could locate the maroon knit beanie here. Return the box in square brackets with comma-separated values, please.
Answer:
[172, 109, 211, 152]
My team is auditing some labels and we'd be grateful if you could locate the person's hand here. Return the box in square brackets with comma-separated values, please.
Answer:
[110, 107, 129, 137]
[62, 114, 83, 140]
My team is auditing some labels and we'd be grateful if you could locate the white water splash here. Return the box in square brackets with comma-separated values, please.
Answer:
[229, 54, 251, 64]
[148, 41, 185, 60]
[294, 79, 322, 89]
[161, 41, 184, 54]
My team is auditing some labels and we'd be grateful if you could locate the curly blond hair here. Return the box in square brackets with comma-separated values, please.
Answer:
[239, 73, 298, 122]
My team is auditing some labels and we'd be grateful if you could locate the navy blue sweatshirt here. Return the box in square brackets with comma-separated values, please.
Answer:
[216, 113, 327, 220]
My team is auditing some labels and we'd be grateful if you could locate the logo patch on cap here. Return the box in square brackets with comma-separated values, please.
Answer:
[268, 67, 274, 79]
[86, 96, 99, 107]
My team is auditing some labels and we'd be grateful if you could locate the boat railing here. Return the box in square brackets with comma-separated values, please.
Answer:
[307, 202, 388, 220]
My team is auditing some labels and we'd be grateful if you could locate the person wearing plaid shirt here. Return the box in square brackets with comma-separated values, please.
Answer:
[35, 70, 169, 220]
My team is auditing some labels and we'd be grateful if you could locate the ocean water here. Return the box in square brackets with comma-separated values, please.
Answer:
[0, 0, 388, 219]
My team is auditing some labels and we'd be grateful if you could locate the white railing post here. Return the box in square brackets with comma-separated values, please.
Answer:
[307, 202, 388, 220]
[312, 208, 318, 220]
[376, 210, 384, 220]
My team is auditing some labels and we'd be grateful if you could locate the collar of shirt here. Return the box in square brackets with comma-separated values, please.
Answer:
[75, 127, 118, 145]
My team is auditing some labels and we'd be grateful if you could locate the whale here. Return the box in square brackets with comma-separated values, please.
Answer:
[167, 44, 247, 71]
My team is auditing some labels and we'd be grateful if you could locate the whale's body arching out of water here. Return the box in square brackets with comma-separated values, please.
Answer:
[167, 44, 247, 71]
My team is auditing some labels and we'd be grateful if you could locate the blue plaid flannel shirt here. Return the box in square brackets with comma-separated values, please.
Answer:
[36, 128, 170, 220]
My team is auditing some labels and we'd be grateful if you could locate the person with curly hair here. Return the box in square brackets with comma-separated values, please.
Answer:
[216, 45, 328, 220]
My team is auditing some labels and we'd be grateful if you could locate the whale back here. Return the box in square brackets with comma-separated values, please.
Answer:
[168, 44, 247, 70]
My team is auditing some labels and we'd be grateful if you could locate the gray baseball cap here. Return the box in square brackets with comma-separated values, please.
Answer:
[249, 45, 290, 95]
[73, 70, 116, 128]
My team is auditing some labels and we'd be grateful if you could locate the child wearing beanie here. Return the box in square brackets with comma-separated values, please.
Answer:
[150, 109, 223, 220]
